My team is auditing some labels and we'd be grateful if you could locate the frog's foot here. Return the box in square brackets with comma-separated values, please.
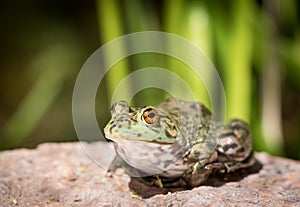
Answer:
[134, 175, 164, 188]
[131, 192, 144, 200]
[136, 175, 188, 188]
[204, 162, 234, 173]
[224, 153, 256, 172]
[182, 161, 213, 187]
[207, 153, 256, 173]
[153, 175, 164, 188]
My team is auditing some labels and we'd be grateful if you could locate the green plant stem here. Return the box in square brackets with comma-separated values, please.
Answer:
[96, 0, 131, 102]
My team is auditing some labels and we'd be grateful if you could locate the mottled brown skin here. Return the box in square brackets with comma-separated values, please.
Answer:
[104, 98, 254, 188]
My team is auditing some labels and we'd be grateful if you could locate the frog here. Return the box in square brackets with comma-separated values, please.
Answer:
[104, 98, 254, 188]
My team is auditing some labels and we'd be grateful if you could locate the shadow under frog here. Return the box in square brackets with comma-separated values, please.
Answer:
[128, 158, 262, 199]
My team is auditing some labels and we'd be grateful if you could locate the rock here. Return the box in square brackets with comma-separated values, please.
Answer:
[0, 142, 299, 206]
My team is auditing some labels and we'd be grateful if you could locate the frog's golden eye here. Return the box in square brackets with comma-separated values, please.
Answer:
[142, 108, 158, 124]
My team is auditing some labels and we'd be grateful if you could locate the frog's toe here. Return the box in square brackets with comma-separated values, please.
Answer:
[182, 162, 213, 187]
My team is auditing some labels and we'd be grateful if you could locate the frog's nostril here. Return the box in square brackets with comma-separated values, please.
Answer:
[110, 104, 115, 112]
[129, 107, 135, 113]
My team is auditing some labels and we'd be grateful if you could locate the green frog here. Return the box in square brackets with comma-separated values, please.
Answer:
[104, 98, 254, 188]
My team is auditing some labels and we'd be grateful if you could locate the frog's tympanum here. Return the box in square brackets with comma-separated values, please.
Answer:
[104, 98, 254, 188]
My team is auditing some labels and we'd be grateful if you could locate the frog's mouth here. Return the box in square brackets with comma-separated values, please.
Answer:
[105, 134, 174, 145]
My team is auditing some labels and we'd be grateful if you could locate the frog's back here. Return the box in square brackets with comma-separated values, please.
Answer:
[159, 98, 214, 143]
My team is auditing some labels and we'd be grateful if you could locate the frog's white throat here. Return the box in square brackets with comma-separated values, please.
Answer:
[108, 137, 188, 176]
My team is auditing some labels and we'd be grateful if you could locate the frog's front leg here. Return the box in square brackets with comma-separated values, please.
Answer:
[107, 154, 147, 178]
[182, 159, 213, 187]
[107, 154, 123, 173]
[183, 149, 218, 187]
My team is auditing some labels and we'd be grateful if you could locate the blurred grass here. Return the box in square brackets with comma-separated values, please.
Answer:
[0, 0, 299, 159]
[218, 0, 254, 122]
[1, 43, 78, 148]
[96, 0, 131, 100]
[163, 0, 211, 106]
[123, 0, 164, 104]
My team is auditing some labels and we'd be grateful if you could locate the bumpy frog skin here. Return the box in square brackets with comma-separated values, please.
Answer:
[104, 98, 254, 188]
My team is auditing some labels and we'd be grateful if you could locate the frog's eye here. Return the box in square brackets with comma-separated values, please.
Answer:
[142, 108, 158, 124]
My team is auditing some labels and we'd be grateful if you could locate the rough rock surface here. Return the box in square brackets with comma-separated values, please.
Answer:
[0, 142, 300, 207]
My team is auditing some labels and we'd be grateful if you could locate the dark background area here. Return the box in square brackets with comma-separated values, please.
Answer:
[0, 0, 299, 160]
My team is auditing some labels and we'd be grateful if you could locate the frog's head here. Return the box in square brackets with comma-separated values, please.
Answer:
[104, 100, 182, 144]
[104, 100, 187, 175]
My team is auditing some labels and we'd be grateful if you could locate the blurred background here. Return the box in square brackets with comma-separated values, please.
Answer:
[0, 0, 299, 160]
